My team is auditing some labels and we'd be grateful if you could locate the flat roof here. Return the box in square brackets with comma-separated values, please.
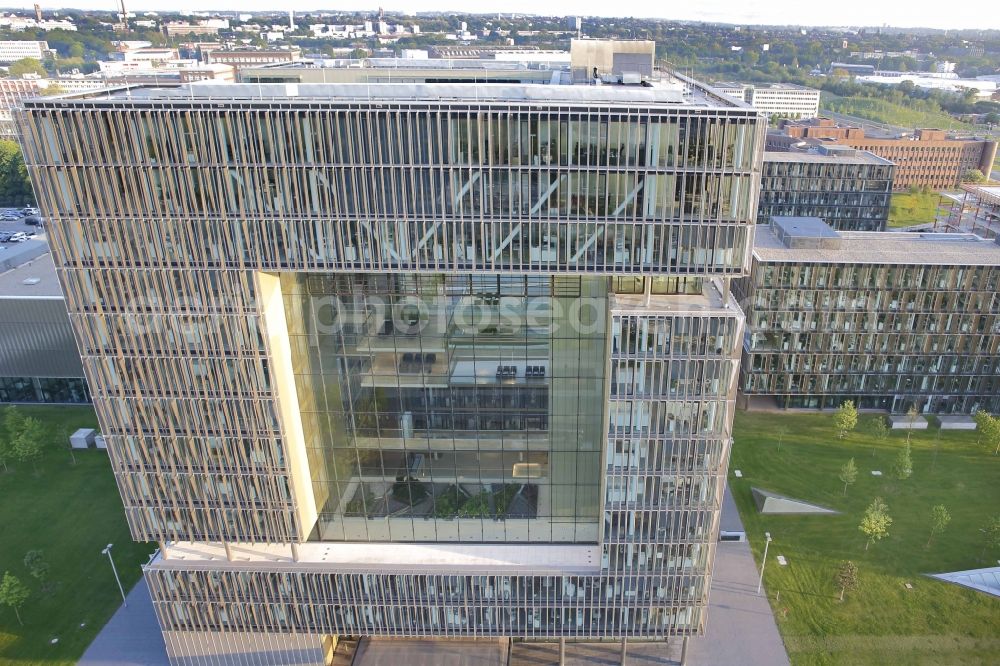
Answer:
[754, 225, 1000, 266]
[763, 150, 893, 166]
[27, 75, 751, 111]
[714, 81, 817, 91]
[0, 251, 63, 298]
[260, 58, 558, 71]
[151, 541, 601, 574]
[772, 215, 842, 239]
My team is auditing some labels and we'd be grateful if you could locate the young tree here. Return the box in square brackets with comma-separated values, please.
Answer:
[834, 400, 858, 439]
[775, 425, 789, 453]
[927, 505, 951, 547]
[860, 497, 892, 551]
[931, 427, 942, 471]
[839, 457, 858, 496]
[13, 417, 45, 475]
[973, 412, 1000, 456]
[892, 442, 913, 480]
[0, 429, 11, 473]
[22, 550, 49, 584]
[870, 416, 889, 456]
[2, 404, 24, 439]
[905, 404, 921, 444]
[0, 405, 24, 472]
[58, 425, 75, 465]
[982, 515, 1000, 560]
[0, 571, 30, 625]
[835, 560, 859, 601]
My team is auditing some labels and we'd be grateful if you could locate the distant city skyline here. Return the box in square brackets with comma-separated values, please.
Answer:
[10, 1, 1000, 31]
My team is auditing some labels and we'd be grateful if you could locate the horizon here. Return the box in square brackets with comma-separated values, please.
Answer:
[5, 2, 1000, 32]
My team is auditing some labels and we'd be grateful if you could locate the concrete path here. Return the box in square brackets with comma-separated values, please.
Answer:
[356, 638, 507, 665]
[686, 487, 791, 666]
[77, 578, 168, 666]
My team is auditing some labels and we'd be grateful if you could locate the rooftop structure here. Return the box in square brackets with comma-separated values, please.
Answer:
[0, 250, 89, 404]
[205, 46, 301, 70]
[0, 247, 62, 296]
[753, 221, 1000, 265]
[944, 184, 1000, 239]
[56, 76, 736, 108]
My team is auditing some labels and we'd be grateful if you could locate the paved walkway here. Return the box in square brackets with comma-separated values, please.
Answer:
[77, 579, 168, 666]
[356, 638, 507, 665]
[687, 488, 790, 666]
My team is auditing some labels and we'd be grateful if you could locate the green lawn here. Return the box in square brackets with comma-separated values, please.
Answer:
[730, 411, 1000, 666]
[888, 191, 944, 228]
[0, 405, 154, 666]
[821, 94, 976, 132]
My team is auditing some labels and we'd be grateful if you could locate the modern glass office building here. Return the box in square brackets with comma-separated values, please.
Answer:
[18, 58, 763, 662]
[737, 216, 1000, 413]
[758, 147, 895, 232]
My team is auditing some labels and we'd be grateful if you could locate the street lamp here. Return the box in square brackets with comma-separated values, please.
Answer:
[757, 532, 773, 594]
[101, 543, 128, 607]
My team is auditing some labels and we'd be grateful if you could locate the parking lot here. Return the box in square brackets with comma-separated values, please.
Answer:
[0, 208, 45, 249]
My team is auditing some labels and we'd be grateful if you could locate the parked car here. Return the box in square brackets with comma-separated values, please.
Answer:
[7, 232, 28, 243]
[23, 215, 43, 226]
[1, 211, 20, 221]
[0, 232, 12, 242]
[21, 207, 39, 216]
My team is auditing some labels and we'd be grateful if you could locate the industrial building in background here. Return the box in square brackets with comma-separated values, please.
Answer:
[736, 216, 1000, 413]
[0, 246, 89, 403]
[17, 40, 765, 663]
[768, 118, 998, 191]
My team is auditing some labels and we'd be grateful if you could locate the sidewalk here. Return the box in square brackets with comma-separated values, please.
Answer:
[687, 487, 790, 666]
[77, 578, 168, 666]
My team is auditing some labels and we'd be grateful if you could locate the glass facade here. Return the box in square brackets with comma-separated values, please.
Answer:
[29, 104, 757, 277]
[738, 249, 1000, 413]
[0, 376, 91, 403]
[281, 273, 605, 543]
[17, 75, 763, 652]
[758, 154, 894, 232]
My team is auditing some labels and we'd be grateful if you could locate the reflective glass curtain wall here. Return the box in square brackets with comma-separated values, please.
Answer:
[281, 273, 605, 543]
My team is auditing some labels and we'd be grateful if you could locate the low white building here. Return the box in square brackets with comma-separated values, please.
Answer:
[0, 40, 49, 64]
[713, 82, 821, 119]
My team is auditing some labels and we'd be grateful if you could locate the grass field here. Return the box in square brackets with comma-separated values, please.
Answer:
[888, 191, 944, 228]
[730, 411, 1000, 666]
[821, 95, 975, 132]
[0, 405, 154, 666]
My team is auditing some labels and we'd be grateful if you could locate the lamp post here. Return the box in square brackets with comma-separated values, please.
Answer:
[101, 543, 127, 607]
[756, 532, 772, 595]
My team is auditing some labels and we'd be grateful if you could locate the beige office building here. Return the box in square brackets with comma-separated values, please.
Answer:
[18, 52, 763, 663]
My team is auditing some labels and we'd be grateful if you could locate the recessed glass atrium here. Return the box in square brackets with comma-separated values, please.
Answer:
[280, 273, 607, 543]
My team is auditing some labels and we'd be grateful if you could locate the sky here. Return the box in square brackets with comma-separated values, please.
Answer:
[12, 1, 1000, 31]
